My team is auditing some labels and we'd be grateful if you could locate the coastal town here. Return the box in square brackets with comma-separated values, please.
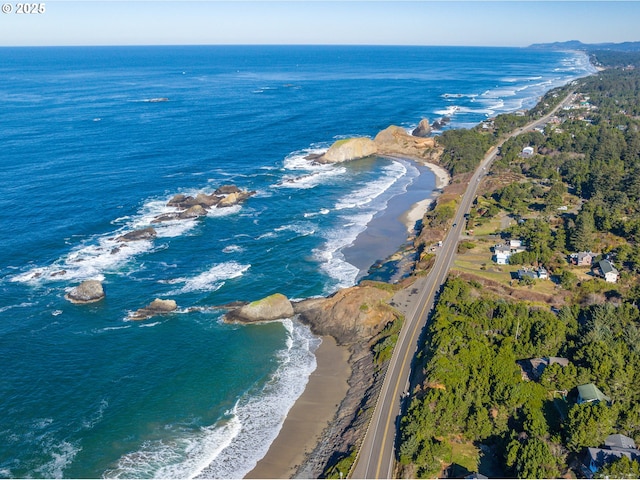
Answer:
[218, 44, 640, 480]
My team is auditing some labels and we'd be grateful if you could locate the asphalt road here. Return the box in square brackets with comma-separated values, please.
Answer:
[350, 91, 574, 479]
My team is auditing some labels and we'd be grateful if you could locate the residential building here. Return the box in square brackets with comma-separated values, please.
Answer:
[586, 447, 640, 474]
[598, 259, 619, 283]
[518, 356, 570, 381]
[605, 434, 636, 450]
[492, 239, 526, 264]
[570, 251, 595, 266]
[577, 383, 611, 405]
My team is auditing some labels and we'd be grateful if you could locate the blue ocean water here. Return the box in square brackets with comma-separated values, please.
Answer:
[0, 45, 594, 478]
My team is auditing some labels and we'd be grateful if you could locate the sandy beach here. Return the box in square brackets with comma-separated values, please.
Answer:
[401, 161, 451, 232]
[245, 159, 449, 479]
[245, 336, 351, 479]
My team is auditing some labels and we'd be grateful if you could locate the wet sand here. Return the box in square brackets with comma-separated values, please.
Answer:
[401, 161, 451, 231]
[245, 336, 351, 479]
[245, 160, 450, 479]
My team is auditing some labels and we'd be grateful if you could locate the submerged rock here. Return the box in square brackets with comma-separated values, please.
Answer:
[116, 227, 157, 242]
[225, 293, 294, 323]
[130, 298, 178, 321]
[178, 205, 207, 219]
[65, 280, 105, 304]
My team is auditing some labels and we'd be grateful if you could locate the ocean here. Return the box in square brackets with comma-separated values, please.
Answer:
[0, 45, 595, 478]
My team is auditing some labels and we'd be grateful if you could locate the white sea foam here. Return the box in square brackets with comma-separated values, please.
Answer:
[9, 188, 242, 286]
[104, 321, 319, 480]
[82, 399, 109, 430]
[303, 208, 330, 218]
[33, 440, 81, 479]
[0, 302, 35, 314]
[139, 321, 162, 328]
[222, 244, 244, 254]
[276, 147, 347, 189]
[314, 213, 369, 290]
[166, 261, 250, 294]
[274, 222, 316, 237]
[335, 161, 406, 210]
[433, 105, 461, 117]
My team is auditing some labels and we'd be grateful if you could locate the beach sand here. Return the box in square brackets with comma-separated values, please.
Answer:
[245, 336, 351, 479]
[245, 159, 450, 479]
[401, 161, 451, 231]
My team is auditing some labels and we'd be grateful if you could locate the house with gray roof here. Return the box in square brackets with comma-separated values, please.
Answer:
[586, 447, 640, 474]
[597, 259, 619, 283]
[605, 434, 636, 450]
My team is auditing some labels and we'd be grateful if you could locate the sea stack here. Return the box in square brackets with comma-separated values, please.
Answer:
[225, 293, 294, 323]
[315, 137, 378, 164]
[65, 280, 105, 304]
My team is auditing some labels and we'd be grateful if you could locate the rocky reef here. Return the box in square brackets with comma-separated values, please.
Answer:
[130, 298, 178, 321]
[65, 280, 105, 304]
[153, 185, 255, 223]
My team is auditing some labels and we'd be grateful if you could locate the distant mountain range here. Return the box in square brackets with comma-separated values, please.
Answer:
[530, 40, 640, 52]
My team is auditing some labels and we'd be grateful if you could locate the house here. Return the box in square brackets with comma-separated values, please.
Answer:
[493, 244, 512, 265]
[537, 267, 549, 280]
[605, 434, 636, 450]
[577, 383, 611, 405]
[583, 434, 640, 475]
[493, 239, 526, 264]
[517, 269, 537, 281]
[518, 356, 570, 381]
[522, 146, 535, 157]
[586, 447, 640, 474]
[598, 259, 619, 283]
[570, 251, 595, 266]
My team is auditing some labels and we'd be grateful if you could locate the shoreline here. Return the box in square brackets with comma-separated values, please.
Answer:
[245, 336, 351, 479]
[244, 158, 450, 480]
[400, 160, 451, 232]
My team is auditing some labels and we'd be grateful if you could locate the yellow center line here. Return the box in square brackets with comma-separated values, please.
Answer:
[374, 246, 449, 478]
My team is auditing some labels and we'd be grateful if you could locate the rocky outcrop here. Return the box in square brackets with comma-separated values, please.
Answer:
[225, 293, 294, 323]
[412, 118, 432, 137]
[116, 227, 157, 242]
[65, 280, 105, 304]
[431, 116, 451, 130]
[374, 125, 440, 161]
[315, 137, 378, 164]
[130, 298, 177, 321]
[294, 284, 398, 345]
[154, 185, 255, 223]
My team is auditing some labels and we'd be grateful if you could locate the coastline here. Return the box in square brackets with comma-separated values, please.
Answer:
[244, 157, 450, 479]
[245, 336, 351, 479]
[401, 161, 451, 232]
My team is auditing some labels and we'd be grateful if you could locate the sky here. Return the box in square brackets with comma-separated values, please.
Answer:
[0, 1, 639, 47]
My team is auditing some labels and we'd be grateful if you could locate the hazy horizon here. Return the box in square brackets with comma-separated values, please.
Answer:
[1, 1, 638, 48]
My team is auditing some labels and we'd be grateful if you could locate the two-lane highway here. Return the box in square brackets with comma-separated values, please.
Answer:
[350, 91, 574, 479]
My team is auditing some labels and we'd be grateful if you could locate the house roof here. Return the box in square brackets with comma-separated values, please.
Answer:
[587, 447, 640, 470]
[605, 434, 637, 450]
[578, 383, 611, 403]
[599, 259, 618, 275]
[494, 244, 511, 254]
[517, 269, 537, 280]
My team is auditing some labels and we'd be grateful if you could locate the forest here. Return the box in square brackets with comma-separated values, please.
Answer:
[397, 52, 640, 478]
